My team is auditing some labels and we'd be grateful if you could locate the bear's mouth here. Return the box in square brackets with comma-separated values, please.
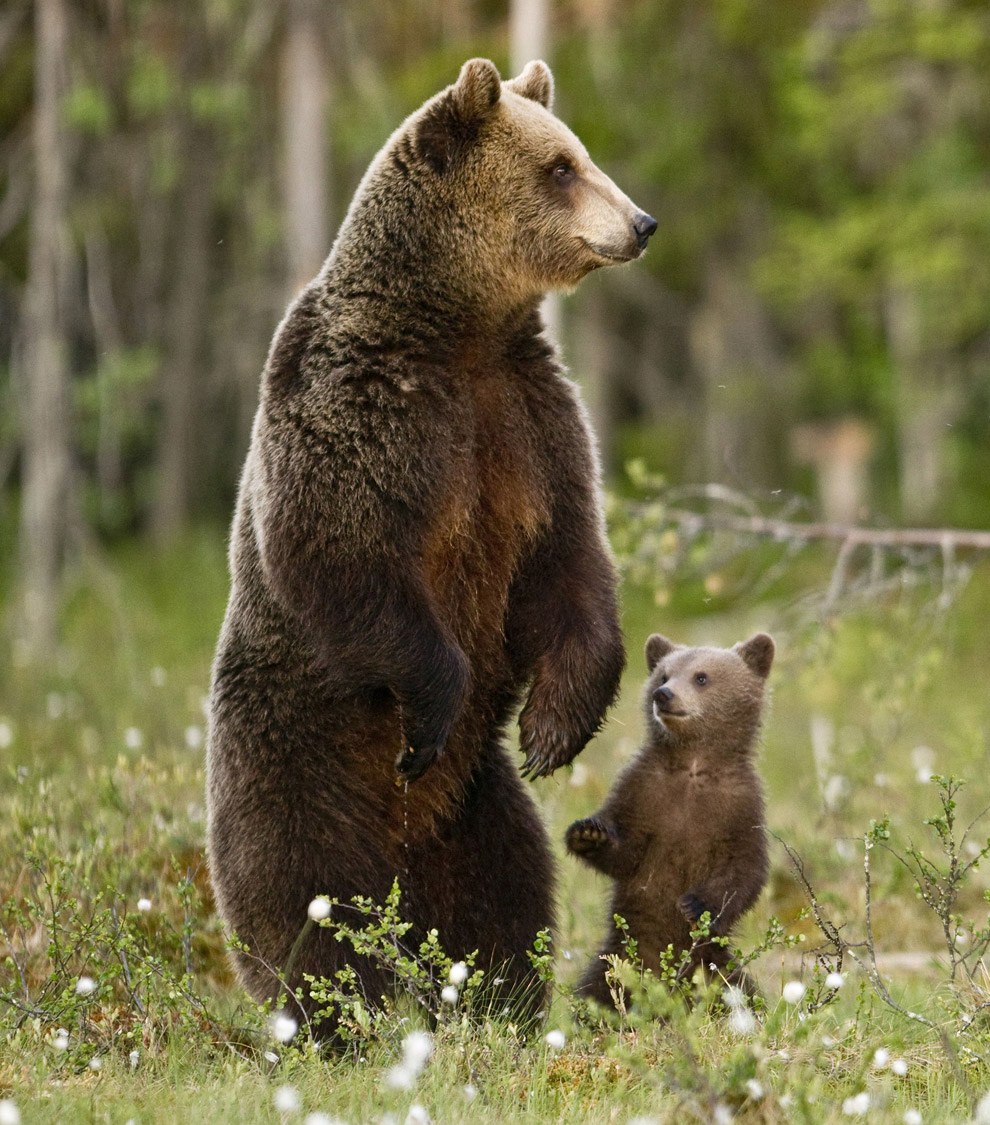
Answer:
[582, 239, 638, 264]
[653, 702, 689, 723]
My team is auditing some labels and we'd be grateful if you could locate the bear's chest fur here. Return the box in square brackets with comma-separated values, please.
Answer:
[420, 359, 550, 659]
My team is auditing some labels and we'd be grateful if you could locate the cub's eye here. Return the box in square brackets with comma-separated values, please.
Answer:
[694, 672, 708, 686]
[659, 674, 669, 686]
[551, 162, 575, 186]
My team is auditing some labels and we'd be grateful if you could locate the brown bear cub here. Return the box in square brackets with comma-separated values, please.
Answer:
[566, 631, 774, 1008]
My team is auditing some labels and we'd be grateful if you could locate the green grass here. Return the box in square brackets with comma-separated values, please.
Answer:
[3, 529, 990, 1122]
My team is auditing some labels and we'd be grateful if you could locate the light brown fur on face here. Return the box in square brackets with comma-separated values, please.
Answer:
[566, 632, 775, 1009]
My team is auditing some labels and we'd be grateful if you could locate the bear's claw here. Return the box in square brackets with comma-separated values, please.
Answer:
[565, 816, 611, 853]
[395, 742, 441, 783]
[678, 892, 710, 926]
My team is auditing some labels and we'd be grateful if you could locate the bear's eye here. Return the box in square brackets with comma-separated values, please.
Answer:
[551, 162, 576, 186]
[694, 672, 708, 686]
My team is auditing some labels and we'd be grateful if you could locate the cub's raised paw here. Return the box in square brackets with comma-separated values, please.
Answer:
[678, 892, 711, 926]
[565, 816, 612, 855]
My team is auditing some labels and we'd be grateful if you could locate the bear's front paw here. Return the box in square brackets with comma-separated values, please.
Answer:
[678, 892, 712, 927]
[518, 709, 586, 781]
[395, 739, 442, 783]
[565, 816, 612, 855]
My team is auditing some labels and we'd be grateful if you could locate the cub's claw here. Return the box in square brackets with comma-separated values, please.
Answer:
[565, 816, 611, 854]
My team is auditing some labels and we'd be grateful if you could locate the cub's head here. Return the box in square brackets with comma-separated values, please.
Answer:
[643, 632, 775, 749]
[396, 58, 656, 300]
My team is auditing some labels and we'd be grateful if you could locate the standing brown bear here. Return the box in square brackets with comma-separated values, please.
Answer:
[566, 632, 774, 1008]
[206, 58, 656, 1024]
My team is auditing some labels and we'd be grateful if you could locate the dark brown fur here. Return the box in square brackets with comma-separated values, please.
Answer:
[566, 632, 774, 1007]
[206, 59, 655, 1026]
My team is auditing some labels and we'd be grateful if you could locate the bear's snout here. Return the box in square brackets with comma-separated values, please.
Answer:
[653, 684, 674, 706]
[633, 211, 658, 251]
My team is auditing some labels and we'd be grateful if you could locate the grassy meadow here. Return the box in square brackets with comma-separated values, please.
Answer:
[2, 526, 990, 1123]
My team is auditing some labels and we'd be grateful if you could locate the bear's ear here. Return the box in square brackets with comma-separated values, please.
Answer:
[452, 58, 502, 122]
[734, 633, 775, 680]
[645, 633, 677, 672]
[506, 60, 554, 110]
[413, 59, 501, 174]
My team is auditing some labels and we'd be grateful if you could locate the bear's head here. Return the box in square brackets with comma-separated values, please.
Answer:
[643, 632, 775, 750]
[347, 58, 656, 310]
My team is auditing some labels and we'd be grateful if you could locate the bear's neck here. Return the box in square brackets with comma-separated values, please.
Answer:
[649, 724, 759, 772]
[316, 176, 547, 358]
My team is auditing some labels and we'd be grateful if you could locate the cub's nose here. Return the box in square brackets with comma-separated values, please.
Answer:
[653, 685, 674, 704]
[633, 211, 658, 249]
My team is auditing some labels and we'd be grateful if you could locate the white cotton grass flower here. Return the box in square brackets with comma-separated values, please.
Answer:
[75, 975, 96, 996]
[273, 1085, 301, 1114]
[129, 1049, 140, 1069]
[303, 1115, 344, 1125]
[387, 1029, 433, 1089]
[88, 1056, 102, 1071]
[826, 971, 845, 989]
[307, 897, 331, 922]
[975, 1091, 990, 1124]
[184, 724, 204, 750]
[842, 1092, 870, 1117]
[729, 1006, 757, 1035]
[449, 961, 468, 985]
[123, 726, 144, 751]
[405, 1107, 430, 1125]
[873, 1047, 891, 1069]
[782, 980, 806, 1004]
[440, 985, 459, 1005]
[385, 1065, 415, 1092]
[892, 1058, 908, 1077]
[402, 1030, 433, 1071]
[53, 1029, 70, 1050]
[137, 897, 152, 913]
[0, 721, 13, 749]
[903, 1110, 922, 1125]
[713, 1104, 733, 1125]
[0, 1101, 20, 1125]
[463, 1084, 477, 1101]
[745, 1079, 765, 1100]
[544, 1029, 566, 1049]
[270, 1012, 299, 1044]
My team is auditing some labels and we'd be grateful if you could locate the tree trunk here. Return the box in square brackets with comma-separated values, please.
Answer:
[509, 0, 561, 345]
[150, 124, 213, 543]
[884, 286, 954, 524]
[281, 0, 330, 298]
[18, 0, 74, 658]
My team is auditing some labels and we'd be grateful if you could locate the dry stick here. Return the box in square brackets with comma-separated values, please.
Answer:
[656, 508, 990, 552]
[861, 837, 977, 1103]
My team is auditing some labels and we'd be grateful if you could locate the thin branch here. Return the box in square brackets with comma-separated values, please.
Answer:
[654, 505, 990, 553]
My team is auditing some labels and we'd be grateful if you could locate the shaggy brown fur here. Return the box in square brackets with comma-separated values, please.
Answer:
[206, 58, 656, 1025]
[566, 632, 774, 1007]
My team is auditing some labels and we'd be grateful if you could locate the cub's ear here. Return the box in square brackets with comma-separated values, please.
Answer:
[414, 59, 501, 174]
[453, 58, 502, 122]
[506, 60, 554, 110]
[735, 633, 775, 679]
[645, 633, 677, 672]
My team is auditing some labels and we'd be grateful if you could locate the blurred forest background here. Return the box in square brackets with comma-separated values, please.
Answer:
[2, 0, 990, 657]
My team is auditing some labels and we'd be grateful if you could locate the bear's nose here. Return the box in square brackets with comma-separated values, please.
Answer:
[633, 211, 658, 249]
[653, 685, 674, 704]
